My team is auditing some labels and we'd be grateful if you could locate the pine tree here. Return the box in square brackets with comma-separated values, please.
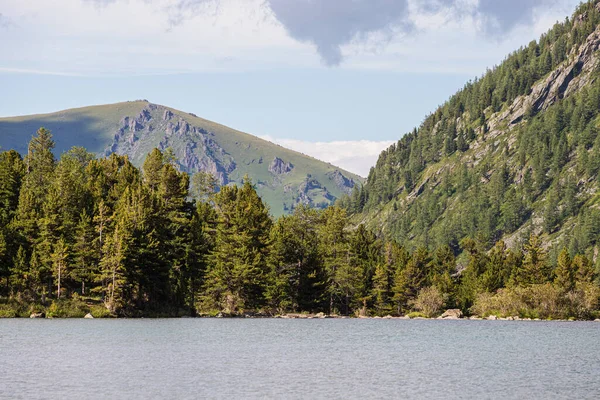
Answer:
[457, 131, 468, 152]
[514, 234, 550, 285]
[392, 247, 430, 314]
[72, 211, 98, 295]
[51, 238, 69, 299]
[554, 248, 574, 293]
[318, 206, 352, 315]
[201, 178, 272, 314]
[99, 227, 128, 313]
[15, 128, 56, 242]
[266, 206, 326, 313]
[372, 263, 392, 315]
[142, 148, 164, 192]
[573, 254, 594, 284]
[543, 188, 560, 233]
[444, 125, 457, 156]
[190, 171, 218, 203]
[0, 150, 25, 222]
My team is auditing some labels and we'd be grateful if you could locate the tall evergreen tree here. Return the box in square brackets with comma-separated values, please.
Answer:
[201, 178, 272, 314]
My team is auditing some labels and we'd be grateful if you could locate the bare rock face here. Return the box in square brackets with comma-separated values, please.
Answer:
[268, 157, 293, 174]
[99, 102, 354, 214]
[489, 23, 600, 131]
[327, 169, 355, 194]
[104, 104, 235, 186]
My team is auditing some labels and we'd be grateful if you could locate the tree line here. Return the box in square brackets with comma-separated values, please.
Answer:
[0, 128, 598, 319]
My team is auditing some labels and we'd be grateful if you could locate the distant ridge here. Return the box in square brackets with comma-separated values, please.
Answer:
[0, 100, 362, 216]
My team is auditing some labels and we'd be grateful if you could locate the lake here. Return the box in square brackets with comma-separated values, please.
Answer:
[1, 319, 599, 399]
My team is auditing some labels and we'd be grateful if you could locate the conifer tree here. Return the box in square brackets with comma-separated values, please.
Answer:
[393, 247, 430, 314]
[318, 206, 352, 314]
[15, 128, 56, 242]
[554, 248, 574, 293]
[100, 227, 128, 313]
[372, 262, 392, 315]
[573, 254, 594, 284]
[52, 238, 69, 299]
[201, 178, 272, 314]
[515, 234, 550, 285]
[72, 211, 98, 295]
[142, 148, 165, 192]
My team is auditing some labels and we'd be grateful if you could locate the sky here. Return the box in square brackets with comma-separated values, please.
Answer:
[0, 0, 582, 176]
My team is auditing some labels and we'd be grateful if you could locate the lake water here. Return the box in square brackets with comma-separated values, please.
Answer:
[1, 319, 599, 399]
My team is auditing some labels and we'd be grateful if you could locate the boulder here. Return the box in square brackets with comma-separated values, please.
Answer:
[487, 315, 497, 320]
[84, 313, 94, 319]
[29, 312, 44, 319]
[440, 309, 463, 319]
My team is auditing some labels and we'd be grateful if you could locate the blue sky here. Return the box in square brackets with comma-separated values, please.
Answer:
[0, 0, 581, 176]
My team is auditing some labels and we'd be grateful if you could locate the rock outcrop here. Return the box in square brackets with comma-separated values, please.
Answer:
[327, 169, 355, 194]
[438, 309, 463, 319]
[104, 103, 236, 186]
[488, 23, 600, 132]
[268, 157, 293, 174]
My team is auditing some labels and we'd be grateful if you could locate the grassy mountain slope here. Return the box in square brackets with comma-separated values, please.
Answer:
[346, 0, 600, 261]
[0, 100, 362, 216]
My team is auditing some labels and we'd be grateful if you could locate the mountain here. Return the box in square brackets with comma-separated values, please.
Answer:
[0, 101, 361, 216]
[344, 0, 600, 259]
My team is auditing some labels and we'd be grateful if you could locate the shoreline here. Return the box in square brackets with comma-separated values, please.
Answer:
[13, 313, 600, 322]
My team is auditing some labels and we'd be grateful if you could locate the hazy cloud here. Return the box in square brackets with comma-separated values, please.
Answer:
[260, 136, 393, 177]
[266, 0, 412, 66]
[166, 0, 221, 27]
[0, 13, 13, 29]
[73, 0, 572, 66]
[415, 0, 566, 35]
[476, 0, 563, 35]
[82, 0, 119, 7]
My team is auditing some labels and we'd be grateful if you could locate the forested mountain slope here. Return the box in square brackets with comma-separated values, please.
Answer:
[0, 101, 360, 216]
[343, 0, 600, 262]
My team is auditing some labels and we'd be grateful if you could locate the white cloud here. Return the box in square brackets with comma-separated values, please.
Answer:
[260, 136, 394, 177]
[0, 0, 581, 76]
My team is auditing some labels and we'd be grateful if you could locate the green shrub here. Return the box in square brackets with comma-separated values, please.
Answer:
[47, 299, 89, 318]
[411, 286, 446, 318]
[406, 311, 427, 318]
[0, 304, 18, 318]
[89, 304, 113, 318]
[469, 283, 597, 319]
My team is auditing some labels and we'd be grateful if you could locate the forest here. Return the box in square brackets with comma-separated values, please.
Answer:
[342, 1, 600, 257]
[0, 128, 598, 319]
